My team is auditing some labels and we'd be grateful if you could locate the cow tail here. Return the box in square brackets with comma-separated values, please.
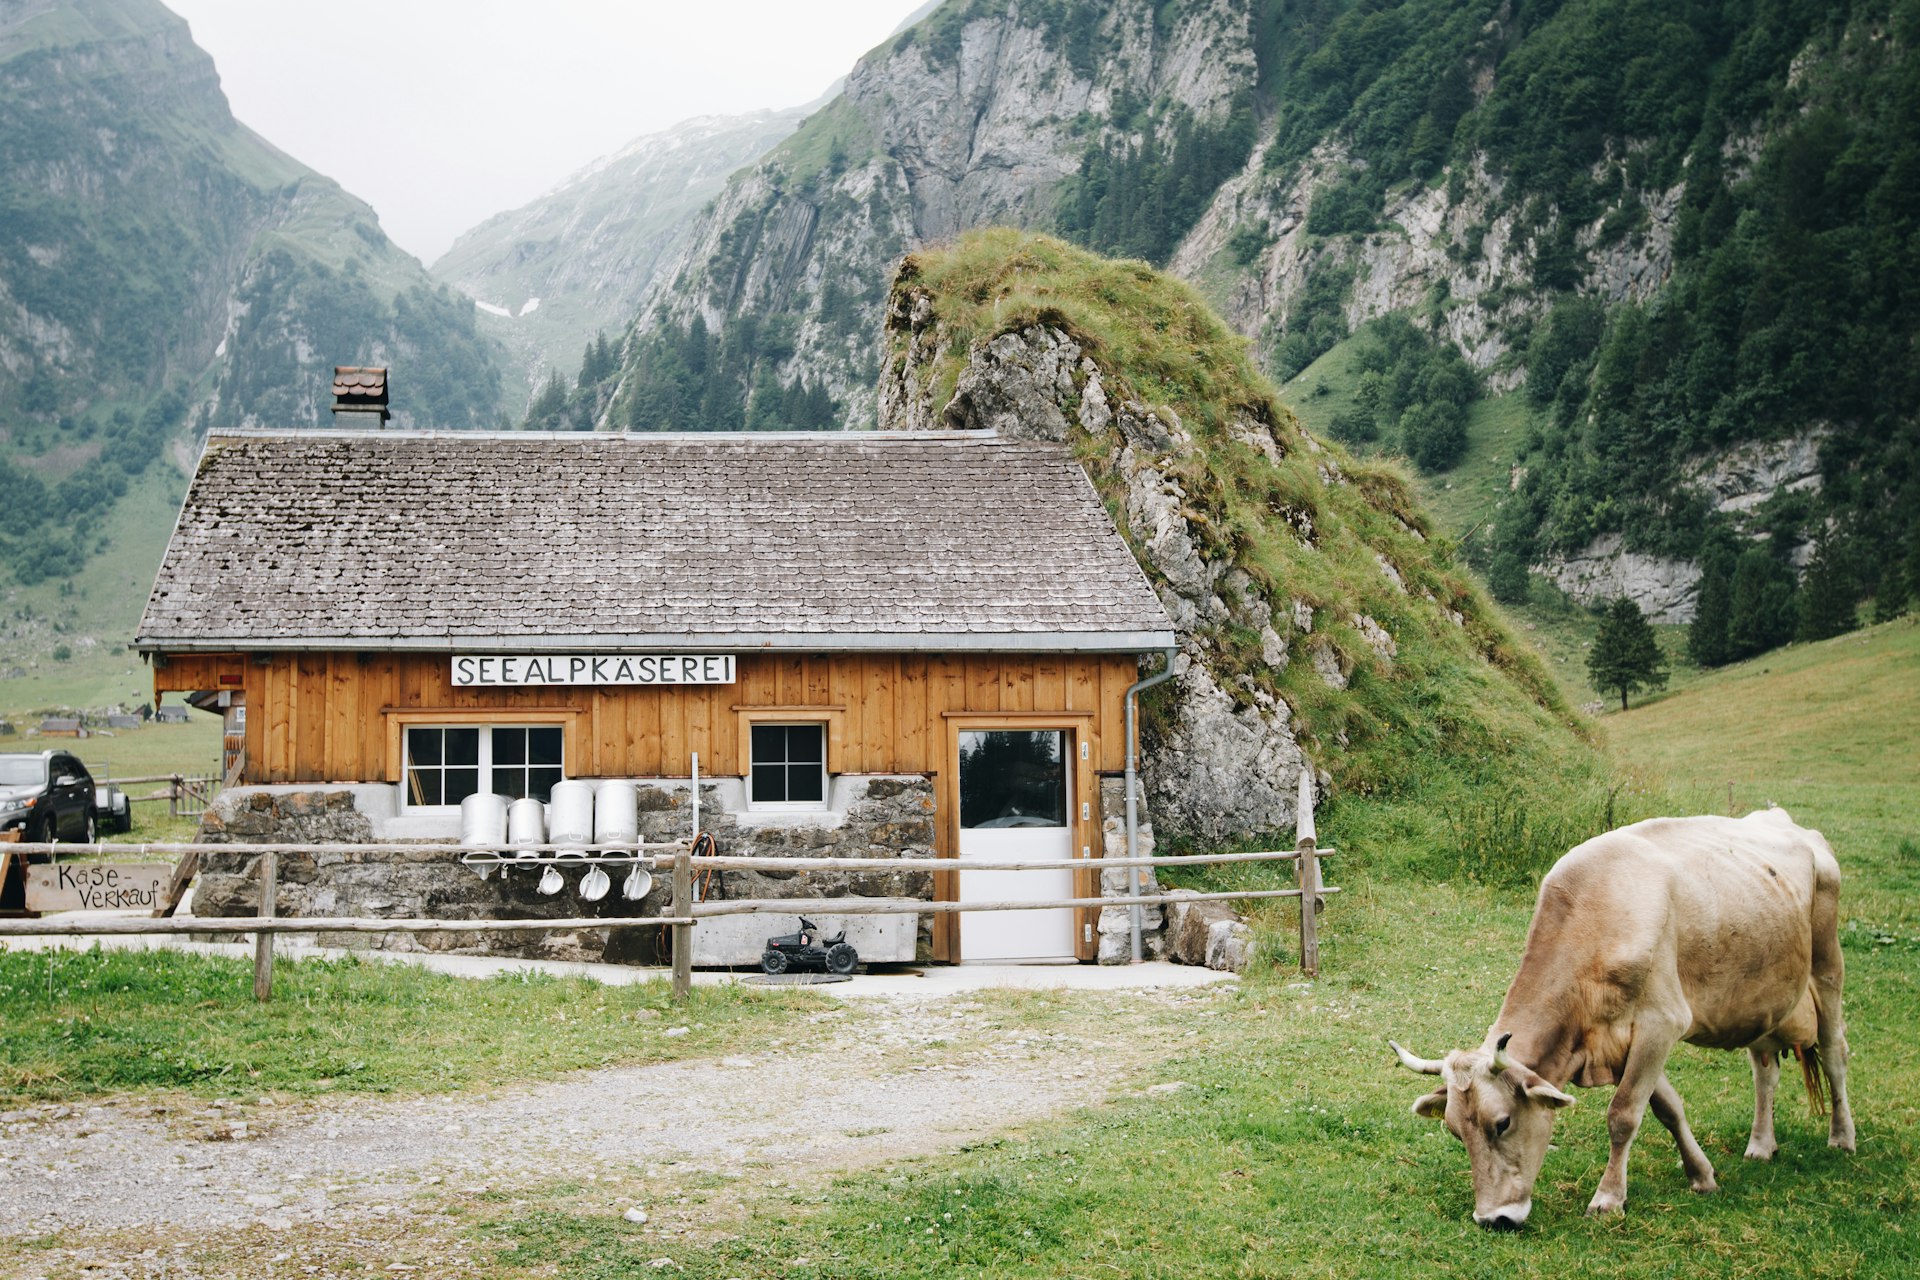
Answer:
[1792, 1043, 1829, 1120]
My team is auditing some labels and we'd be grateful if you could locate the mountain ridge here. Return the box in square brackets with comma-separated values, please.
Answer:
[557, 0, 1914, 641]
[0, 0, 504, 680]
[432, 106, 815, 413]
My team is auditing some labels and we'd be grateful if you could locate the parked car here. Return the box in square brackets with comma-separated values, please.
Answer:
[0, 750, 98, 843]
[94, 781, 131, 834]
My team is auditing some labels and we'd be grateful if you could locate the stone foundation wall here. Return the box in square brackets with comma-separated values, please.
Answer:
[1094, 774, 1252, 971]
[192, 777, 938, 965]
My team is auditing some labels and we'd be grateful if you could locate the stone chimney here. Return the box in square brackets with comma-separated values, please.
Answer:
[331, 366, 390, 428]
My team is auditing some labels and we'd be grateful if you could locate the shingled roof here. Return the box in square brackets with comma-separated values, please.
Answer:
[135, 430, 1175, 653]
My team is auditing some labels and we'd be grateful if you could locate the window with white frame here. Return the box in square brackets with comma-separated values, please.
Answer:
[749, 723, 826, 807]
[403, 724, 564, 811]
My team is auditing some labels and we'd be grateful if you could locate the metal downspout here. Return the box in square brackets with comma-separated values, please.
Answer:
[1124, 648, 1178, 962]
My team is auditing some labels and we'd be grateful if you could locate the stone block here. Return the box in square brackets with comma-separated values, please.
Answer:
[1205, 919, 1254, 973]
[1165, 891, 1242, 968]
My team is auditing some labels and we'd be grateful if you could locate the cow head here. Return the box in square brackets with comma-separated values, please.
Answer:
[1391, 1033, 1575, 1230]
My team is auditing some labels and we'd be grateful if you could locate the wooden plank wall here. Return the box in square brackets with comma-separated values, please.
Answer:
[172, 652, 1141, 785]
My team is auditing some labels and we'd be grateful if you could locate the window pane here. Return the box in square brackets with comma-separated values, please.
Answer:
[959, 730, 1066, 828]
[752, 762, 787, 804]
[786, 763, 824, 803]
[409, 728, 442, 766]
[751, 724, 784, 764]
[444, 768, 480, 805]
[493, 727, 526, 765]
[527, 767, 563, 802]
[407, 767, 442, 808]
[492, 767, 528, 800]
[785, 725, 823, 764]
[528, 727, 563, 766]
[445, 728, 480, 766]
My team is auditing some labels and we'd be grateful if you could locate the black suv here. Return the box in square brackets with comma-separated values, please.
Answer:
[0, 750, 98, 843]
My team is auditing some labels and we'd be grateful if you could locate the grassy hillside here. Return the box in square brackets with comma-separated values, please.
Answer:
[0, 443, 188, 716]
[1606, 616, 1920, 925]
[1275, 335, 1699, 709]
[893, 232, 1590, 832]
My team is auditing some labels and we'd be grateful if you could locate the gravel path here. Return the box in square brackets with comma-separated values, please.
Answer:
[0, 987, 1212, 1273]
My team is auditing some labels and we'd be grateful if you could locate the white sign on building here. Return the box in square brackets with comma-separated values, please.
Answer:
[452, 654, 736, 687]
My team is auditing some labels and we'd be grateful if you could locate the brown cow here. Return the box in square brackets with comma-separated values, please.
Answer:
[1392, 808, 1854, 1229]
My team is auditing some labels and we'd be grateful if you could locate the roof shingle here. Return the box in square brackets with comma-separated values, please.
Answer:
[136, 431, 1174, 653]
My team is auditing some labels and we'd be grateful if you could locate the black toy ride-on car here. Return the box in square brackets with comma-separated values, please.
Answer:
[760, 918, 858, 976]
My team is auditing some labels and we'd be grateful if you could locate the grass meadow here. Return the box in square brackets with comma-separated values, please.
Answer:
[0, 949, 828, 1103]
[0, 620, 1912, 1275]
[472, 620, 1920, 1278]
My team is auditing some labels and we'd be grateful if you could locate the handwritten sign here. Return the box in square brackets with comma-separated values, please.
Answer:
[26, 863, 171, 913]
[452, 654, 736, 687]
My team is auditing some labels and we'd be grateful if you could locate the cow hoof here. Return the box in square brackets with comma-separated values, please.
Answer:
[1744, 1142, 1776, 1161]
[1690, 1177, 1718, 1195]
[1585, 1197, 1625, 1217]
[1829, 1132, 1856, 1153]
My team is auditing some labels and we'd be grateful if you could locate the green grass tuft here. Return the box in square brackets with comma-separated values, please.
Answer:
[0, 947, 825, 1103]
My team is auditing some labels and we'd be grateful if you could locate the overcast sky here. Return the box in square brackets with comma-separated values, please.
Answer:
[167, 1, 927, 264]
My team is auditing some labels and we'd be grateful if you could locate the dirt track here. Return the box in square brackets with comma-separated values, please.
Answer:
[0, 986, 1219, 1278]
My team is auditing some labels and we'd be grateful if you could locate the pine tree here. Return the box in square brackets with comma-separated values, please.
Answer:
[1687, 545, 1735, 667]
[1728, 548, 1796, 659]
[1795, 532, 1857, 643]
[1588, 597, 1669, 712]
[525, 371, 568, 427]
[1875, 540, 1915, 622]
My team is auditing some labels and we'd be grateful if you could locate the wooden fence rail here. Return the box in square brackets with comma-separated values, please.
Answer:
[5, 786, 1341, 999]
[687, 888, 1333, 918]
[102, 774, 218, 817]
[10, 841, 1333, 874]
[0, 914, 696, 937]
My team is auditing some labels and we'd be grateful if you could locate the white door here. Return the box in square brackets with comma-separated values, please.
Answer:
[957, 729, 1076, 963]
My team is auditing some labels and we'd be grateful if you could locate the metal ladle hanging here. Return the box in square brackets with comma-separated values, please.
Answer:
[579, 861, 611, 902]
[621, 862, 653, 901]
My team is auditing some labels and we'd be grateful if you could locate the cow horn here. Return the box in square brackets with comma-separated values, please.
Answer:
[1492, 1032, 1515, 1075]
[1389, 1040, 1445, 1075]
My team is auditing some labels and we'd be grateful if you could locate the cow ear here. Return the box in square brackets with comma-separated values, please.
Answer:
[1526, 1081, 1575, 1110]
[1412, 1089, 1448, 1119]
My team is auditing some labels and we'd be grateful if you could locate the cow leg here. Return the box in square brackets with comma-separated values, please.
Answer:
[1648, 1074, 1717, 1193]
[1810, 857, 1856, 1153]
[1746, 1048, 1780, 1160]
[1588, 1028, 1679, 1215]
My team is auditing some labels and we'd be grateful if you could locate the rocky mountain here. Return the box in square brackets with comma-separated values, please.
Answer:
[432, 107, 812, 414]
[560, 0, 1912, 643]
[579, 0, 1259, 432]
[1175, 0, 1917, 633]
[885, 229, 1579, 844]
[0, 0, 504, 599]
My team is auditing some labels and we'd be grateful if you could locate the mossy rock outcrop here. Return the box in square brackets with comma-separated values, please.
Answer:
[880, 230, 1583, 844]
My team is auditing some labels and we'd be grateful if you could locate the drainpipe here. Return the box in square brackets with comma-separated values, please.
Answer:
[1124, 648, 1178, 963]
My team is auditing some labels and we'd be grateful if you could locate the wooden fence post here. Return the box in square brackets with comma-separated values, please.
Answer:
[1296, 770, 1320, 978]
[169, 774, 182, 820]
[253, 851, 278, 1002]
[670, 848, 692, 1004]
